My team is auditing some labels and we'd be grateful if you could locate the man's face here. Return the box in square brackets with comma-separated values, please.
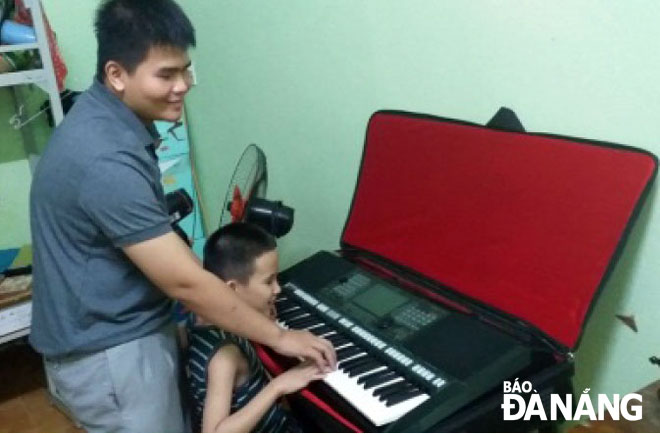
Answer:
[235, 251, 281, 320]
[120, 45, 193, 123]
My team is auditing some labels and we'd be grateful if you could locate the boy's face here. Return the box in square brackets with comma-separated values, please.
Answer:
[234, 250, 281, 320]
[111, 45, 193, 123]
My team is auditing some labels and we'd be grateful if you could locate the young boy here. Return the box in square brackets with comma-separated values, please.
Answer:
[188, 223, 325, 432]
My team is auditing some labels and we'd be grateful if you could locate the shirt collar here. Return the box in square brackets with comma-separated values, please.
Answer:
[88, 79, 160, 147]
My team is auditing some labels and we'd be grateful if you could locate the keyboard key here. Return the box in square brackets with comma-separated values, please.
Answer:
[336, 345, 363, 360]
[338, 355, 370, 371]
[379, 383, 418, 401]
[363, 371, 399, 389]
[357, 368, 391, 385]
[326, 334, 350, 347]
[348, 360, 383, 377]
[385, 389, 425, 407]
[279, 309, 306, 321]
[373, 379, 407, 398]
[309, 325, 334, 336]
[286, 316, 320, 329]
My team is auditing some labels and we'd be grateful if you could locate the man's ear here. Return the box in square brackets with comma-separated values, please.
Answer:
[104, 60, 127, 93]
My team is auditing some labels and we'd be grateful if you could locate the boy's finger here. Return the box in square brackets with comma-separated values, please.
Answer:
[307, 349, 327, 371]
[316, 337, 336, 370]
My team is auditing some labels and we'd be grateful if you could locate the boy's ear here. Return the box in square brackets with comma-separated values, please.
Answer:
[104, 60, 127, 93]
[226, 279, 240, 292]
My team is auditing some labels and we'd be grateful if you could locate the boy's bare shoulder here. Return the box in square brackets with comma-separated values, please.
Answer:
[209, 343, 242, 367]
[207, 342, 249, 380]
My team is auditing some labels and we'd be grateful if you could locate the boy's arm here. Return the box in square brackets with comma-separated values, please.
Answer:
[203, 345, 281, 433]
[123, 231, 336, 370]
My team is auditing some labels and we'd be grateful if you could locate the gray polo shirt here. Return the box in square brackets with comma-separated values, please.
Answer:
[29, 80, 173, 358]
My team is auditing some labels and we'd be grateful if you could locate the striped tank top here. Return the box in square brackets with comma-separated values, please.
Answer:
[187, 326, 300, 432]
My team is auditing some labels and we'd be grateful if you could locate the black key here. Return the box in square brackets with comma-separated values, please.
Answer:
[309, 326, 334, 336]
[338, 355, 370, 371]
[275, 301, 298, 311]
[275, 299, 296, 308]
[362, 370, 399, 389]
[357, 368, 391, 385]
[278, 308, 306, 321]
[276, 304, 301, 315]
[298, 319, 324, 329]
[326, 334, 350, 347]
[373, 379, 407, 398]
[336, 346, 363, 360]
[305, 322, 327, 330]
[282, 312, 312, 324]
[277, 304, 301, 315]
[378, 383, 418, 401]
[348, 360, 383, 377]
[385, 389, 425, 407]
[345, 362, 375, 378]
[286, 315, 320, 329]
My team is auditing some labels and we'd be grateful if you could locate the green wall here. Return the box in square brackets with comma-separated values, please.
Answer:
[41, 0, 660, 406]
[1, 84, 55, 249]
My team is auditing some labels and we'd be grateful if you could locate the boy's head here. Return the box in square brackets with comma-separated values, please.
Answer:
[95, 0, 196, 122]
[204, 223, 280, 318]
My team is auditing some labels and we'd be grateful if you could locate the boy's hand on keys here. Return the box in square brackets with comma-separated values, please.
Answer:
[272, 329, 336, 372]
[271, 361, 326, 396]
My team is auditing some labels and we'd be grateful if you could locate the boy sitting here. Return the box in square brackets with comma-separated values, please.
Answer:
[188, 223, 325, 432]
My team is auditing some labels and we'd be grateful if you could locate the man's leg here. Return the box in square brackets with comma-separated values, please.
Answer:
[44, 325, 185, 432]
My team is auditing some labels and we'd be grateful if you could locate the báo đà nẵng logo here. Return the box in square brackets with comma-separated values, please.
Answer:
[501, 379, 643, 421]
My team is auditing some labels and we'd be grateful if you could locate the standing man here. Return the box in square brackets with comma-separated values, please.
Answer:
[29, 0, 335, 432]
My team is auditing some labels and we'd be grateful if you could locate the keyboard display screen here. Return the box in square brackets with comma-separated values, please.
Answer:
[321, 271, 448, 343]
[353, 283, 408, 317]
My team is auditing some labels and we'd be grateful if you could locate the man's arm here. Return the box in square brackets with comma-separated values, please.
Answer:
[123, 231, 336, 369]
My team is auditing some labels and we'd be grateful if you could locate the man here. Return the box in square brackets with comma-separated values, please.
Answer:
[29, 0, 335, 431]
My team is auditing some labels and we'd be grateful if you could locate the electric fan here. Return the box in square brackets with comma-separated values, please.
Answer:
[219, 144, 294, 237]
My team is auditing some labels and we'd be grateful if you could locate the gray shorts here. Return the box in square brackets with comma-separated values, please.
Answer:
[44, 325, 185, 432]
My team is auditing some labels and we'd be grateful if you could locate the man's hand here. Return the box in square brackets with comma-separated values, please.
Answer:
[271, 329, 336, 372]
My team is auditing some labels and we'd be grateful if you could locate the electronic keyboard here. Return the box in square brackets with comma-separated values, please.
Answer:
[275, 251, 533, 429]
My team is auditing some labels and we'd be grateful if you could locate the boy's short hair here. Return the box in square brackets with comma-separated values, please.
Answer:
[94, 0, 196, 80]
[204, 223, 277, 284]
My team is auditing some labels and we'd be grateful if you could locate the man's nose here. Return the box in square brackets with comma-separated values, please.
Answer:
[173, 74, 191, 94]
[273, 281, 282, 295]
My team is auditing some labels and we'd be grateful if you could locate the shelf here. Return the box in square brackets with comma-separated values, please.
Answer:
[0, 300, 31, 345]
[0, 43, 39, 53]
[0, 68, 46, 87]
[0, 325, 30, 345]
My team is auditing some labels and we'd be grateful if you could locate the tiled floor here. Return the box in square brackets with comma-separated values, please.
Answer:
[0, 340, 83, 433]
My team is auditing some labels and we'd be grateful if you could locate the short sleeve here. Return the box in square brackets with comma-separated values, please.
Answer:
[78, 153, 171, 247]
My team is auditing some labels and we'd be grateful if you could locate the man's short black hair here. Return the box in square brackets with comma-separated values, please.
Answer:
[204, 223, 277, 284]
[94, 0, 196, 80]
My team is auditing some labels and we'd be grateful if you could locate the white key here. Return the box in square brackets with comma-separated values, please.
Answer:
[323, 367, 430, 426]
[277, 317, 430, 425]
